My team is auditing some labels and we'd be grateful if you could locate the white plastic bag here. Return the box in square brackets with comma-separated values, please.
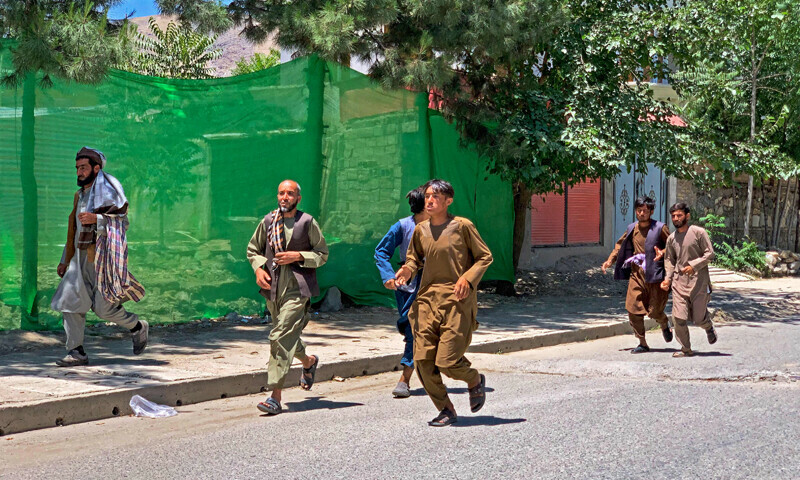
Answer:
[129, 394, 178, 418]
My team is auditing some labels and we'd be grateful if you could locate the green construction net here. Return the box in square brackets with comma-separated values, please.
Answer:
[0, 51, 514, 331]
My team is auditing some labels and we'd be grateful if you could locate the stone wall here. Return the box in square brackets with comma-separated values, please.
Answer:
[675, 177, 800, 251]
[766, 250, 800, 276]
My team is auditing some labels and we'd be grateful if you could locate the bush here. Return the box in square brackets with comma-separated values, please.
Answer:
[697, 214, 767, 274]
[714, 240, 768, 274]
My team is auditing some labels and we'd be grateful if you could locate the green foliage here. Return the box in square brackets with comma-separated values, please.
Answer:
[231, 50, 280, 76]
[698, 214, 767, 273]
[697, 213, 730, 242]
[714, 240, 768, 274]
[123, 17, 221, 79]
[0, 0, 134, 87]
[670, 0, 800, 185]
[162, 0, 688, 194]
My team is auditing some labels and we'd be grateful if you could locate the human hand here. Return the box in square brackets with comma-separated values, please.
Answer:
[453, 277, 471, 301]
[660, 279, 670, 291]
[256, 268, 272, 289]
[383, 279, 397, 290]
[681, 265, 695, 276]
[601, 260, 612, 274]
[395, 266, 412, 286]
[654, 246, 665, 261]
[77, 212, 97, 225]
[274, 251, 302, 265]
[57, 263, 67, 278]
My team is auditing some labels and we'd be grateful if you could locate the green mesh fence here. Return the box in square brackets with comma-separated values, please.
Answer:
[0, 51, 514, 331]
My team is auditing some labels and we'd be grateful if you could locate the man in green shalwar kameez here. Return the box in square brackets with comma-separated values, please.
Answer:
[247, 180, 328, 415]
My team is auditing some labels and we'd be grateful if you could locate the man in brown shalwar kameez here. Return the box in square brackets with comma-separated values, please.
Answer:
[395, 179, 493, 427]
[602, 196, 673, 353]
[659, 203, 718, 357]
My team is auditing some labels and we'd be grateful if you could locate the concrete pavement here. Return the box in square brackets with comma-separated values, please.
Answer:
[1, 275, 798, 436]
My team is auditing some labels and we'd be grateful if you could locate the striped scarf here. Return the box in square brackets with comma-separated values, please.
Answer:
[268, 208, 286, 256]
[96, 215, 145, 304]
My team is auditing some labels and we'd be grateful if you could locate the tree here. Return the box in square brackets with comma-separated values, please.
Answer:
[162, 0, 689, 270]
[231, 49, 280, 76]
[124, 17, 221, 79]
[0, 0, 133, 326]
[670, 0, 800, 243]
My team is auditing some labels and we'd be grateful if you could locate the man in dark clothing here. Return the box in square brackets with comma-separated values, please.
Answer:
[602, 196, 672, 353]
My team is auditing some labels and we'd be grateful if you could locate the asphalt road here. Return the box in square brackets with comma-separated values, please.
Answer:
[3, 320, 798, 480]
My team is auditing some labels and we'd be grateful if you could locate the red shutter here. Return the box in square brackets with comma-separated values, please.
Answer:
[530, 192, 565, 246]
[566, 180, 601, 244]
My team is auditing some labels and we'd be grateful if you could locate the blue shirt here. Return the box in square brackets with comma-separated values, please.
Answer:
[374, 216, 419, 293]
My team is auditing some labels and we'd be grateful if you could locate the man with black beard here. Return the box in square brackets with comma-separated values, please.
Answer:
[51, 147, 148, 367]
[659, 203, 718, 357]
[247, 180, 328, 415]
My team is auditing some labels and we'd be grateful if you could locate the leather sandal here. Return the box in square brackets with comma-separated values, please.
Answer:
[428, 408, 458, 427]
[300, 355, 319, 391]
[469, 374, 486, 413]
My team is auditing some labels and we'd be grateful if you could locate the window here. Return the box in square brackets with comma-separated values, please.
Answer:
[531, 180, 602, 247]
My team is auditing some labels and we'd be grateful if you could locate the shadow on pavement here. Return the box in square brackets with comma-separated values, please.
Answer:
[692, 351, 733, 357]
[283, 396, 364, 413]
[452, 416, 527, 427]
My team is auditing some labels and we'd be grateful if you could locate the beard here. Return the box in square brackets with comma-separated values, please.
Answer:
[672, 218, 687, 228]
[77, 170, 97, 187]
[279, 200, 298, 213]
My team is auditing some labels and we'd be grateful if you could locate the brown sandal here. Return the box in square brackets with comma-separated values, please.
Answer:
[469, 374, 486, 413]
[672, 350, 694, 358]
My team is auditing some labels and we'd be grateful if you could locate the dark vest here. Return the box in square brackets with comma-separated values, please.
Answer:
[260, 210, 320, 301]
[614, 220, 666, 284]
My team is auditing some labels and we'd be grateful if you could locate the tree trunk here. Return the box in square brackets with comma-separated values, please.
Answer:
[20, 74, 39, 327]
[778, 177, 797, 249]
[744, 175, 753, 238]
[795, 176, 800, 252]
[771, 178, 783, 248]
[731, 172, 738, 240]
[744, 26, 758, 240]
[512, 181, 531, 273]
[761, 180, 768, 247]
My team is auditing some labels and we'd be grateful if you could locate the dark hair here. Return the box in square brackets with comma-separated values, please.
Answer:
[634, 196, 655, 211]
[407, 187, 425, 214]
[669, 203, 690, 215]
[423, 179, 455, 198]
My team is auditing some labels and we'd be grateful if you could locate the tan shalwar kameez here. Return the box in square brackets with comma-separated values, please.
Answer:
[247, 215, 328, 389]
[606, 223, 671, 338]
[664, 225, 715, 352]
[403, 216, 493, 411]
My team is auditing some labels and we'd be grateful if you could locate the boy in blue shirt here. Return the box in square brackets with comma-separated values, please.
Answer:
[374, 187, 427, 398]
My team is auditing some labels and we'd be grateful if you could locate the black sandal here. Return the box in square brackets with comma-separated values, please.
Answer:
[428, 408, 458, 427]
[300, 355, 319, 390]
[469, 374, 486, 413]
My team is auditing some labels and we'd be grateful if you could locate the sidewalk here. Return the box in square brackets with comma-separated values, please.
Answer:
[1, 275, 798, 436]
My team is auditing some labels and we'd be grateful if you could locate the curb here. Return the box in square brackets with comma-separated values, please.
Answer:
[0, 318, 649, 436]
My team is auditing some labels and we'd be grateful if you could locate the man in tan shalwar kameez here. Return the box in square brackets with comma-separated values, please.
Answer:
[395, 179, 493, 427]
[603, 196, 673, 353]
[660, 203, 718, 357]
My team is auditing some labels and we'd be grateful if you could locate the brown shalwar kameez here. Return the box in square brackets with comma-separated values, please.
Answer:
[664, 225, 715, 352]
[606, 223, 671, 338]
[403, 216, 493, 411]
